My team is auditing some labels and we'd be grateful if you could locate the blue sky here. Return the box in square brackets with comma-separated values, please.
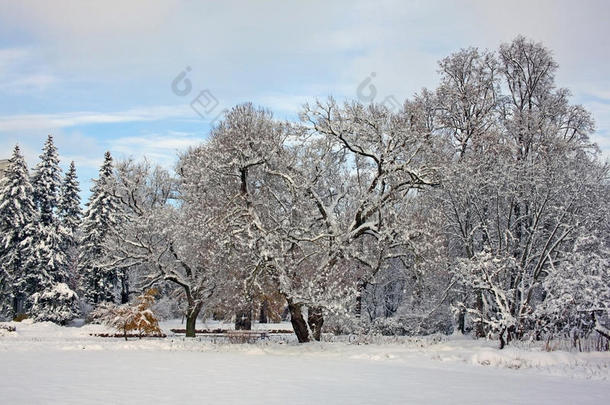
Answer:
[0, 0, 609, 199]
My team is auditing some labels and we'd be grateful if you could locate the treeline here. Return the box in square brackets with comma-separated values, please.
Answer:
[0, 140, 124, 323]
[0, 138, 81, 323]
[1, 37, 608, 348]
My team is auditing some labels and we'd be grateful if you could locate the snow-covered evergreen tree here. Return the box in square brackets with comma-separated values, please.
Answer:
[0, 264, 10, 319]
[80, 151, 121, 304]
[58, 161, 82, 246]
[18, 222, 80, 324]
[0, 146, 38, 318]
[29, 282, 79, 324]
[22, 219, 71, 292]
[31, 135, 62, 227]
[58, 161, 82, 289]
[18, 136, 80, 323]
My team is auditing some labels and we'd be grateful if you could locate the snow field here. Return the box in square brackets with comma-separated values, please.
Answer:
[1, 320, 609, 404]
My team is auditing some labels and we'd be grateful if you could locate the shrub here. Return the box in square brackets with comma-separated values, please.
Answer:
[29, 283, 80, 325]
[92, 289, 162, 340]
[13, 313, 29, 322]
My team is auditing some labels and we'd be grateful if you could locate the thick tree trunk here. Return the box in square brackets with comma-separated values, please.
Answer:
[307, 306, 324, 341]
[120, 271, 130, 304]
[287, 299, 310, 343]
[185, 302, 203, 338]
[12, 296, 22, 318]
[457, 308, 466, 334]
[235, 306, 252, 330]
[120, 290, 129, 304]
[259, 299, 269, 324]
[185, 313, 197, 337]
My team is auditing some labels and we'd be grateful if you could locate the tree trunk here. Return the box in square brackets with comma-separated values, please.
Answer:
[593, 313, 610, 340]
[281, 306, 290, 321]
[499, 327, 506, 349]
[355, 279, 368, 318]
[475, 291, 485, 338]
[185, 302, 203, 338]
[120, 270, 130, 304]
[259, 299, 269, 324]
[12, 296, 20, 319]
[235, 306, 252, 330]
[596, 328, 610, 340]
[287, 299, 310, 343]
[457, 308, 466, 334]
[307, 306, 324, 341]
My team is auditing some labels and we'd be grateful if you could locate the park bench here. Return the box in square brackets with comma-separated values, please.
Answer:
[226, 330, 269, 343]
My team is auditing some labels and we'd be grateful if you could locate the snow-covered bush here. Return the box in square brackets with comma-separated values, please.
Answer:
[533, 235, 610, 344]
[150, 294, 184, 320]
[0, 324, 16, 333]
[322, 311, 360, 336]
[453, 251, 520, 347]
[366, 310, 453, 337]
[29, 282, 79, 325]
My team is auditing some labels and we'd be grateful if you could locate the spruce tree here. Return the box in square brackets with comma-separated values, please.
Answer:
[58, 161, 82, 247]
[0, 264, 10, 319]
[58, 161, 82, 290]
[31, 135, 62, 227]
[24, 137, 80, 324]
[24, 220, 80, 323]
[27, 136, 70, 301]
[80, 151, 121, 304]
[22, 220, 68, 295]
[30, 282, 79, 325]
[0, 146, 38, 318]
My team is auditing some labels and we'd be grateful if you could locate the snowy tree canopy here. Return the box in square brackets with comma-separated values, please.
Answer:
[95, 38, 609, 347]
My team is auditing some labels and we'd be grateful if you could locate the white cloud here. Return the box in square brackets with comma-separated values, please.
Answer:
[0, 0, 608, 160]
[0, 48, 30, 72]
[0, 105, 193, 131]
[1, 1, 607, 104]
[0, 73, 58, 92]
[111, 131, 202, 152]
[255, 94, 318, 118]
[0, 46, 59, 93]
[110, 131, 203, 168]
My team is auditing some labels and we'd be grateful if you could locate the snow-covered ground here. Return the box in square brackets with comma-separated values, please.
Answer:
[1, 320, 609, 404]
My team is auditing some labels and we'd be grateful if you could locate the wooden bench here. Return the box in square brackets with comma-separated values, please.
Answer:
[226, 330, 269, 343]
